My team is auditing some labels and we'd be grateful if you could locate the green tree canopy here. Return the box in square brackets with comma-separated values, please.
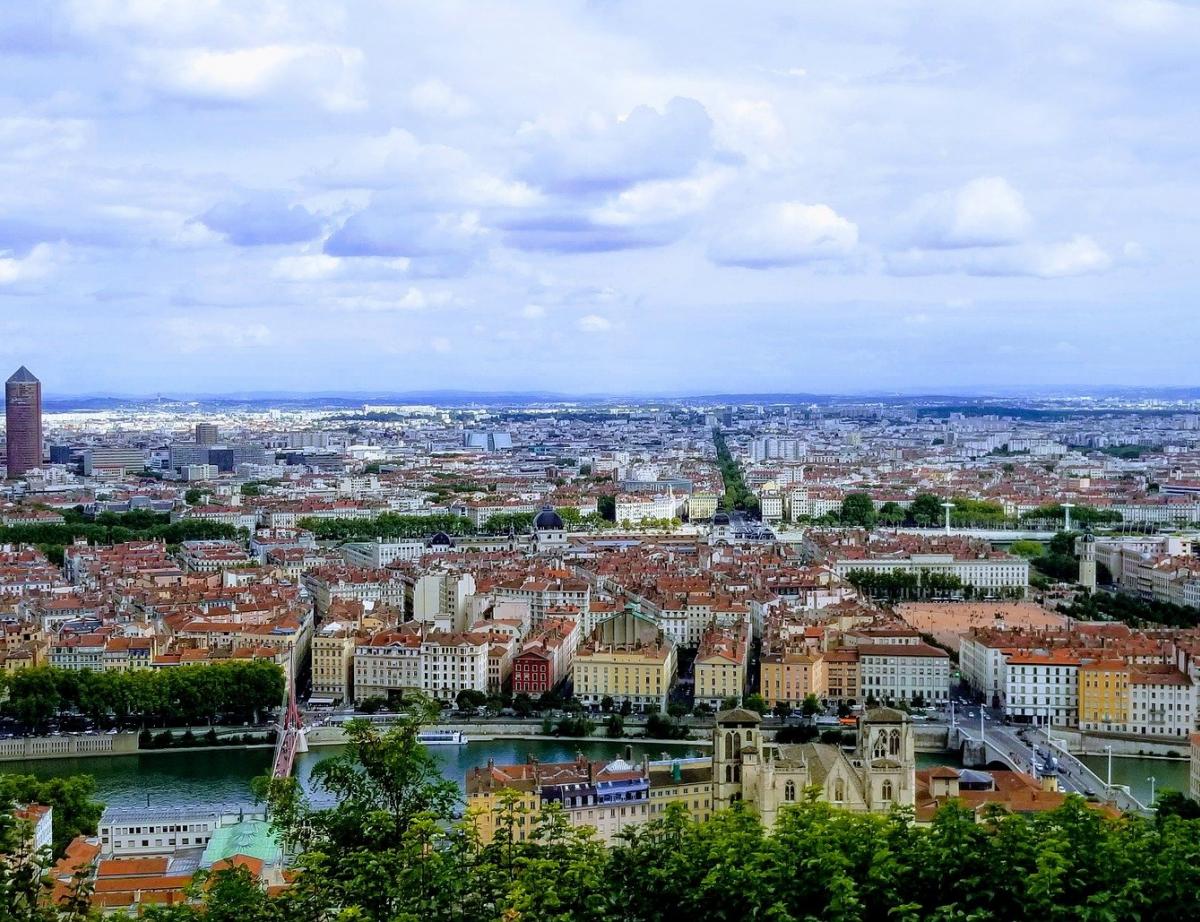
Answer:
[839, 493, 877, 526]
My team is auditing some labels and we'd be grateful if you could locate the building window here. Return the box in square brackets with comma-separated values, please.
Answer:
[784, 781, 796, 802]
[873, 731, 887, 759]
[881, 780, 893, 803]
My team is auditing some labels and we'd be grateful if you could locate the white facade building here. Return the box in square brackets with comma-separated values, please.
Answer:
[857, 644, 951, 704]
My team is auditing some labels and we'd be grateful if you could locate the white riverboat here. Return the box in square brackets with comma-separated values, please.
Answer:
[418, 729, 468, 746]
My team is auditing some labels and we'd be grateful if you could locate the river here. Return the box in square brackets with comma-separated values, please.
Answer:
[0, 739, 709, 812]
[2, 740, 1183, 813]
[1078, 753, 1189, 805]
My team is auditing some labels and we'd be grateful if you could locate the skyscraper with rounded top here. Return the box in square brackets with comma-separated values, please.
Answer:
[5, 366, 42, 478]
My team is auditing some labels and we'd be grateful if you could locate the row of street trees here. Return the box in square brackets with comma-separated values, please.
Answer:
[844, 568, 1026, 602]
[712, 429, 760, 516]
[298, 507, 604, 543]
[828, 492, 1124, 530]
[0, 661, 285, 732]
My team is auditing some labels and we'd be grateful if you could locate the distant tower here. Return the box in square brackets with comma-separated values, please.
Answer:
[1076, 531, 1097, 592]
[4, 366, 42, 479]
[195, 422, 219, 445]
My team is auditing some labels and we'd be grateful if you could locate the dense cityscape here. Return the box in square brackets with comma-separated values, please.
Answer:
[5, 1, 1200, 919]
[5, 367, 1200, 916]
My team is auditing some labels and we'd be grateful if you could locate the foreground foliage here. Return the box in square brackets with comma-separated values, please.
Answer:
[133, 714, 1200, 922]
[0, 774, 104, 857]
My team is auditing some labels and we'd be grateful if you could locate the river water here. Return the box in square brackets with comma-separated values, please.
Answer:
[0, 739, 709, 812]
[1078, 754, 1189, 805]
[1, 740, 1184, 813]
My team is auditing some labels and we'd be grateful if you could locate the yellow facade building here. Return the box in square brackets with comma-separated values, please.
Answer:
[573, 603, 677, 712]
[1078, 660, 1130, 733]
[760, 651, 826, 709]
[574, 642, 676, 712]
[311, 622, 357, 704]
[647, 757, 714, 822]
[693, 620, 751, 709]
[824, 649, 860, 703]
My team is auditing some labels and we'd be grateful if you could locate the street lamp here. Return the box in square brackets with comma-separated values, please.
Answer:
[1104, 745, 1112, 788]
[1147, 776, 1157, 807]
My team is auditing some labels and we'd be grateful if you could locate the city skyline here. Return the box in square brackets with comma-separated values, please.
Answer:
[2, 2, 1198, 394]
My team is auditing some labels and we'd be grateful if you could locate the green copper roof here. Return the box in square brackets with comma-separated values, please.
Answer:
[199, 819, 281, 869]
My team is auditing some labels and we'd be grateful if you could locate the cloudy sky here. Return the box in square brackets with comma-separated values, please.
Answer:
[1, 1, 1197, 396]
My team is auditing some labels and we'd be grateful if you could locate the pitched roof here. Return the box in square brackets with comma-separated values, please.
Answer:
[6, 365, 38, 384]
[715, 707, 763, 724]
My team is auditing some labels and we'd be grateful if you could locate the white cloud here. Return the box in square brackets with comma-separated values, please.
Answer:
[329, 286, 451, 311]
[712, 99, 786, 167]
[0, 118, 92, 161]
[430, 336, 452, 353]
[910, 177, 1032, 249]
[708, 202, 858, 268]
[272, 253, 341, 281]
[0, 243, 65, 286]
[578, 314, 612, 333]
[138, 43, 365, 111]
[318, 129, 540, 207]
[887, 234, 1113, 278]
[521, 303, 546, 319]
[592, 168, 730, 227]
[162, 317, 273, 352]
[517, 97, 715, 192]
[408, 79, 474, 118]
[1025, 235, 1112, 278]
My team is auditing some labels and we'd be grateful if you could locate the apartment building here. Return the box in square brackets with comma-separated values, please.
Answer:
[1128, 665, 1194, 739]
[419, 631, 490, 702]
[304, 567, 409, 618]
[572, 603, 677, 711]
[467, 754, 650, 846]
[857, 643, 950, 705]
[353, 631, 421, 701]
[1004, 652, 1081, 728]
[511, 616, 580, 696]
[412, 570, 477, 631]
[693, 619, 752, 709]
[1078, 660, 1130, 732]
[494, 576, 590, 631]
[311, 621, 356, 704]
[824, 649, 860, 703]
[760, 650, 825, 710]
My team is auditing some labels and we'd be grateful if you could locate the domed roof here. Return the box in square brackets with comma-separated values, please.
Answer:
[533, 504, 564, 531]
[712, 511, 731, 526]
[427, 531, 454, 547]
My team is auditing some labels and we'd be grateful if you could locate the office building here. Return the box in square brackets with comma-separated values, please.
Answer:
[4, 366, 42, 478]
[194, 423, 220, 445]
